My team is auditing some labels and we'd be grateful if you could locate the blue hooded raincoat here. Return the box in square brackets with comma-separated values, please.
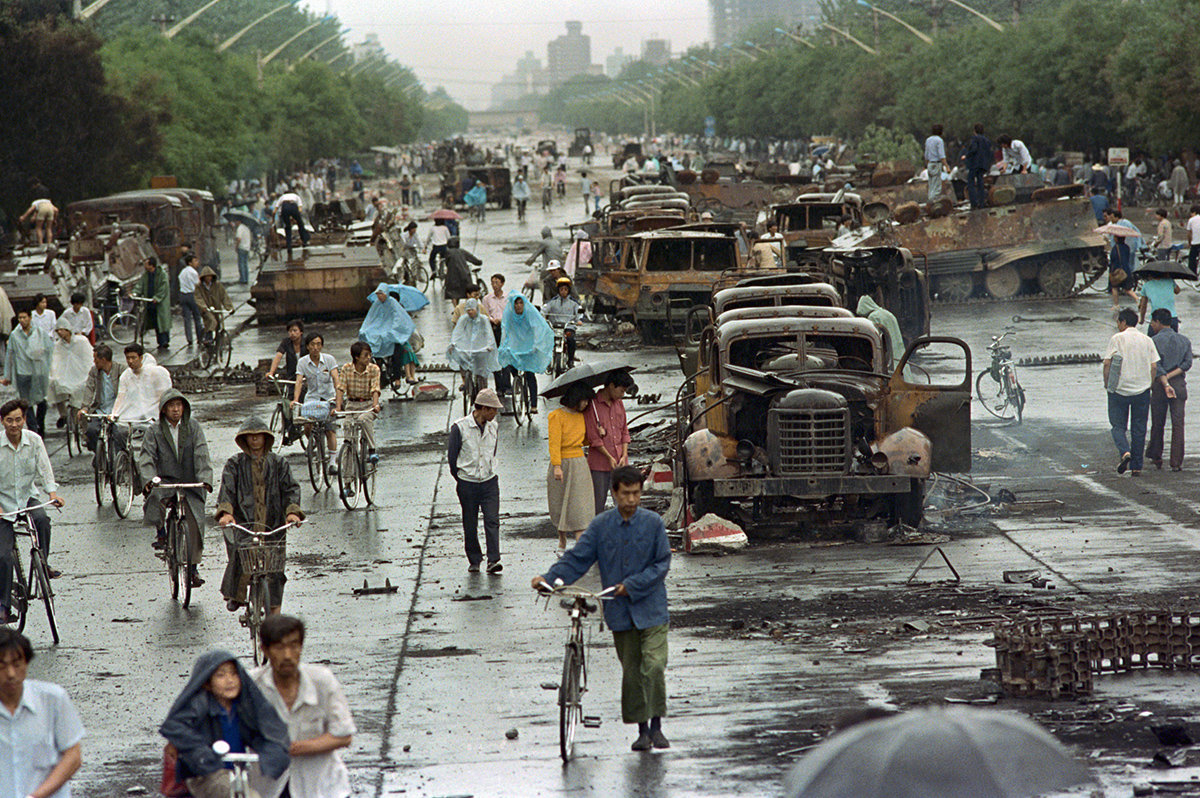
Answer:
[359, 283, 416, 359]
[498, 293, 554, 374]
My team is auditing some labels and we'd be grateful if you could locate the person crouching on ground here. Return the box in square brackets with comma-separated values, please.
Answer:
[532, 466, 672, 752]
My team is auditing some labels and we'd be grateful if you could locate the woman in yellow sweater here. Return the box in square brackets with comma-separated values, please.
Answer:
[547, 381, 596, 551]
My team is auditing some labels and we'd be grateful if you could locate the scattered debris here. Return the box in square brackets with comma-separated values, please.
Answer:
[540, 682, 558, 690]
[353, 578, 399, 596]
[900, 619, 930, 633]
[450, 594, 493, 602]
[1151, 724, 1194, 747]
[1003, 570, 1041, 584]
[905, 547, 960, 584]
[505, 728, 519, 740]
[685, 514, 749, 554]
[413, 382, 449, 401]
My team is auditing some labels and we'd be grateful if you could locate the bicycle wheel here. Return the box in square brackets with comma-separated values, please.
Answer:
[112, 450, 135, 518]
[10, 557, 28, 632]
[107, 312, 138, 345]
[320, 430, 332, 488]
[412, 263, 430, 294]
[179, 514, 193, 608]
[217, 329, 233, 369]
[511, 375, 527, 426]
[269, 404, 283, 437]
[166, 514, 180, 602]
[975, 370, 1017, 421]
[337, 440, 361, 509]
[93, 449, 107, 507]
[247, 577, 271, 665]
[305, 432, 323, 492]
[559, 643, 582, 762]
[65, 412, 77, 457]
[359, 436, 376, 506]
[30, 550, 58, 644]
[460, 373, 471, 417]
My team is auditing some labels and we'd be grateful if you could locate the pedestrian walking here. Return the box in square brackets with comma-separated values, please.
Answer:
[1146, 307, 1191, 471]
[0, 628, 84, 796]
[178, 254, 203, 346]
[924, 124, 949, 203]
[1170, 160, 1189, 206]
[547, 382, 595, 552]
[235, 222, 252, 285]
[531, 466, 672, 752]
[250, 615, 356, 798]
[1187, 205, 1200, 276]
[160, 650, 290, 798]
[580, 172, 592, 215]
[1138, 272, 1178, 330]
[1, 307, 52, 435]
[591, 179, 604, 213]
[512, 174, 530, 222]
[447, 387, 503, 574]
[136, 256, 172, 350]
[1104, 308, 1159, 475]
[962, 123, 993, 210]
[215, 417, 304, 612]
[1154, 208, 1174, 261]
[585, 369, 634, 514]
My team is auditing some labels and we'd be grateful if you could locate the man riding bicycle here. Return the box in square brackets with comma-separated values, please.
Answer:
[138, 390, 211, 587]
[215, 417, 304, 613]
[78, 344, 126, 456]
[542, 277, 582, 369]
[335, 342, 381, 465]
[0, 398, 64, 624]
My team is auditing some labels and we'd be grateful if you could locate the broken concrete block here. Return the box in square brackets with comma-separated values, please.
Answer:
[413, 382, 449, 401]
[645, 463, 673, 492]
[662, 487, 685, 530]
[685, 513, 748, 554]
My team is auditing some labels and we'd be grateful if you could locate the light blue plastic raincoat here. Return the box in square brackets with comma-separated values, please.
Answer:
[498, 293, 554, 374]
[359, 283, 415, 358]
[447, 299, 501, 377]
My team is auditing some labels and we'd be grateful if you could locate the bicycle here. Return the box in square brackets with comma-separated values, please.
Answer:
[228, 521, 295, 665]
[333, 408, 376, 509]
[7, 499, 62, 644]
[64, 403, 83, 458]
[267, 378, 302, 446]
[84, 414, 137, 517]
[398, 245, 431, 294]
[292, 403, 332, 491]
[148, 477, 209, 609]
[210, 740, 257, 798]
[199, 309, 233, 371]
[535, 580, 614, 762]
[549, 326, 573, 378]
[459, 370, 487, 416]
[976, 330, 1025, 423]
[107, 295, 154, 346]
[509, 368, 535, 426]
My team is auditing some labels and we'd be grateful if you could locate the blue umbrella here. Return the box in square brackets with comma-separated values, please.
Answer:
[367, 283, 429, 313]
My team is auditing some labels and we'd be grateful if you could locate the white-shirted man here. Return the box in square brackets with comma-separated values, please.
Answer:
[1104, 307, 1160, 475]
[111, 343, 172, 427]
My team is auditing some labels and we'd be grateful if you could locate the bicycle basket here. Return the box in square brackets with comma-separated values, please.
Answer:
[238, 540, 286, 576]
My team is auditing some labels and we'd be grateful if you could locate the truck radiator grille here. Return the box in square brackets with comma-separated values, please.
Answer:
[769, 408, 850, 475]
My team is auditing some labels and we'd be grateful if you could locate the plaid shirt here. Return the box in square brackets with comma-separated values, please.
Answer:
[338, 362, 380, 402]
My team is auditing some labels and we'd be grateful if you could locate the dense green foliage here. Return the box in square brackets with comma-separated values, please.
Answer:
[562, 0, 1198, 158]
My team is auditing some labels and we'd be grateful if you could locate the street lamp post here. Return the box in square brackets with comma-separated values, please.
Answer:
[774, 27, 817, 48]
[288, 28, 349, 71]
[217, 1, 297, 53]
[941, 0, 1005, 31]
[855, 0, 934, 44]
[261, 16, 335, 66]
[723, 43, 759, 62]
[745, 40, 771, 55]
[820, 22, 878, 54]
[166, 0, 231, 39]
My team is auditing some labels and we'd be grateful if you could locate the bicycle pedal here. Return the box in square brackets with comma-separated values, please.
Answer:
[238, 614, 250, 628]
[582, 716, 602, 728]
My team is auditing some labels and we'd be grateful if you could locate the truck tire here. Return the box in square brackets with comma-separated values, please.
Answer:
[893, 478, 924, 527]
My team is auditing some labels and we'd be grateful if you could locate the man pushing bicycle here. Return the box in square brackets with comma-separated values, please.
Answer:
[531, 466, 672, 752]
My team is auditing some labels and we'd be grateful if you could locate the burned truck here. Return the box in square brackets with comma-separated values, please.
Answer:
[679, 313, 970, 528]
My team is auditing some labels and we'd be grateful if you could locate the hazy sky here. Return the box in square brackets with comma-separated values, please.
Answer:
[305, 0, 713, 110]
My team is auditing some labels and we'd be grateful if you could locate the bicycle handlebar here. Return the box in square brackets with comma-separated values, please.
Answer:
[11, 500, 61, 516]
[227, 521, 298, 537]
[534, 580, 616, 600]
[212, 740, 258, 764]
[149, 477, 210, 491]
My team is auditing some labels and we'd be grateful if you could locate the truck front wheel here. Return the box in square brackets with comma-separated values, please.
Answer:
[892, 478, 925, 527]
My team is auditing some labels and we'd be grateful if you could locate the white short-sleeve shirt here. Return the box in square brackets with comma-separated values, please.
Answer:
[250, 664, 355, 798]
[1104, 327, 1160, 396]
[0, 679, 85, 798]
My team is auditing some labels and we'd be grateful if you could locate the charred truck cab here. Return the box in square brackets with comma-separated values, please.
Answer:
[680, 315, 970, 528]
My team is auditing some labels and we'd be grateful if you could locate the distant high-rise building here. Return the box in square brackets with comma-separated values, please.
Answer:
[708, 0, 820, 46]
[546, 21, 592, 86]
[641, 39, 671, 66]
[490, 50, 549, 108]
[351, 33, 385, 63]
[605, 46, 636, 77]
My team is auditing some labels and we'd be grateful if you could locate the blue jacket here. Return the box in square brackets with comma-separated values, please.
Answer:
[542, 507, 671, 631]
[964, 133, 994, 172]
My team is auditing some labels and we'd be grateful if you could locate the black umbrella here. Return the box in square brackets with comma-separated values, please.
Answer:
[540, 363, 636, 398]
[223, 209, 262, 233]
[1135, 259, 1197, 281]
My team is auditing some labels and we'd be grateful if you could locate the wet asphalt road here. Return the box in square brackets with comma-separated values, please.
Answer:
[24, 165, 1200, 797]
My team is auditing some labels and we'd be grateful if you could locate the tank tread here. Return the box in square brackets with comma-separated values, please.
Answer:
[931, 264, 1107, 305]
[1016, 353, 1102, 367]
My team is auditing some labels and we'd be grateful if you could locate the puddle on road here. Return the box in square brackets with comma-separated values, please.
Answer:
[854, 681, 900, 710]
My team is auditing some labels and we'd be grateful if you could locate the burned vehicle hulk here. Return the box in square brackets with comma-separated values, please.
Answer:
[679, 314, 970, 528]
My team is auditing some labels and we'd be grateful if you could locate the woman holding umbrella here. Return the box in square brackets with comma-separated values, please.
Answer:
[498, 294, 554, 411]
[546, 380, 596, 553]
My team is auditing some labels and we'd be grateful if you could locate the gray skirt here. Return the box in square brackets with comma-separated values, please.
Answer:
[547, 457, 594, 532]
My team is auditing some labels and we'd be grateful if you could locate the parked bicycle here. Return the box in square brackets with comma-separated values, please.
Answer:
[228, 521, 295, 665]
[199, 309, 233, 371]
[535, 579, 614, 762]
[976, 330, 1025, 423]
[107, 294, 154, 346]
[7, 499, 62, 644]
[333, 408, 376, 509]
[148, 477, 209, 608]
[211, 740, 257, 798]
[84, 414, 137, 517]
